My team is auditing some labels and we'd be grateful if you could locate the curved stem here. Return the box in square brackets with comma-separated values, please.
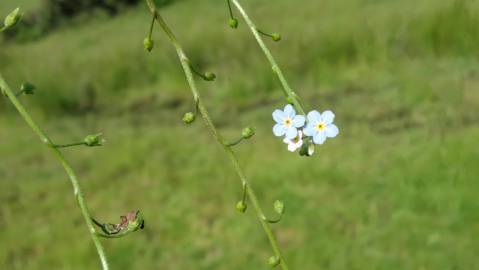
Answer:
[144, 1, 290, 269]
[0, 74, 109, 270]
[230, 0, 306, 116]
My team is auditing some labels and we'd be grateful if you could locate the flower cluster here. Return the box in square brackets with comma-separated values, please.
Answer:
[273, 104, 339, 155]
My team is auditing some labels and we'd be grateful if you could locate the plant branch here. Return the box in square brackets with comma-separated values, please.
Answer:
[0, 74, 109, 270]
[230, 0, 306, 116]
[144, 1, 290, 269]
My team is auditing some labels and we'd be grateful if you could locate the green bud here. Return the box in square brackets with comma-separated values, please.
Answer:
[182, 112, 196, 124]
[236, 200, 247, 213]
[273, 200, 285, 215]
[84, 133, 104, 147]
[286, 96, 294, 104]
[203, 72, 216, 81]
[271, 33, 281, 42]
[143, 37, 154, 52]
[299, 140, 315, 157]
[127, 211, 145, 232]
[228, 18, 238, 29]
[21, 82, 35, 95]
[4, 7, 21, 29]
[268, 256, 280, 268]
[241, 127, 255, 139]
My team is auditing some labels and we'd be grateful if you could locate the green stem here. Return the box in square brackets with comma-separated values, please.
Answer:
[0, 74, 109, 270]
[226, 0, 235, 19]
[230, 0, 306, 116]
[144, 1, 290, 269]
[53, 142, 86, 148]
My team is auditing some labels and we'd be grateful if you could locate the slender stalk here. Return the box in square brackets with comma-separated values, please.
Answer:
[144, 1, 290, 269]
[0, 74, 109, 270]
[230, 0, 306, 116]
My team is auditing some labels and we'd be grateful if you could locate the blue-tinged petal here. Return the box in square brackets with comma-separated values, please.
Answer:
[325, 124, 339, 138]
[313, 132, 327, 145]
[285, 126, 298, 139]
[272, 109, 285, 123]
[273, 124, 286, 137]
[303, 125, 316, 137]
[292, 115, 305, 128]
[307, 110, 321, 122]
[284, 104, 296, 118]
[321, 110, 335, 124]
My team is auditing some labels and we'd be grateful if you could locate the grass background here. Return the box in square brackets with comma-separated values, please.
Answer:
[1, 0, 479, 269]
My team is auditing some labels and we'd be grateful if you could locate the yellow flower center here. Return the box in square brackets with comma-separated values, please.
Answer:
[316, 122, 326, 131]
[284, 118, 292, 127]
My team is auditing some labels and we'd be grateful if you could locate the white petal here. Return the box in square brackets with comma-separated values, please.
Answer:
[313, 132, 327, 145]
[273, 124, 286, 137]
[287, 143, 297, 152]
[303, 125, 315, 137]
[283, 136, 290, 144]
[284, 104, 296, 118]
[325, 124, 339, 138]
[307, 110, 321, 122]
[321, 110, 335, 124]
[285, 127, 298, 139]
[272, 109, 284, 123]
[292, 115, 305, 128]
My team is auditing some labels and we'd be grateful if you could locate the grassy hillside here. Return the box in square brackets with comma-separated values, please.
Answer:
[1, 0, 479, 269]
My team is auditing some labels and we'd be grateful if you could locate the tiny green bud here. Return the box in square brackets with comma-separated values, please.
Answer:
[241, 127, 255, 139]
[21, 82, 35, 95]
[299, 140, 315, 157]
[228, 18, 238, 29]
[271, 33, 282, 42]
[286, 96, 294, 104]
[84, 133, 104, 147]
[268, 256, 280, 268]
[273, 200, 285, 215]
[203, 72, 216, 81]
[236, 200, 247, 213]
[182, 112, 196, 124]
[4, 7, 21, 29]
[126, 211, 145, 232]
[143, 37, 154, 52]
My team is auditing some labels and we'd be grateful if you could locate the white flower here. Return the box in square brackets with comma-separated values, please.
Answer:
[283, 130, 303, 152]
[303, 110, 339, 145]
[272, 104, 306, 139]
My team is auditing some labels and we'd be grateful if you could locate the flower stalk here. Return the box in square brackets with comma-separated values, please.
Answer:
[0, 74, 110, 270]
[229, 0, 306, 116]
[144, 1, 290, 269]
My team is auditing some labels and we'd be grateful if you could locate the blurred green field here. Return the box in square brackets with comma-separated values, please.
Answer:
[1, 0, 479, 269]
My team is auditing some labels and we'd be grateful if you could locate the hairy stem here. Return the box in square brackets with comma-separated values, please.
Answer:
[144, 1, 290, 269]
[230, 0, 306, 116]
[0, 74, 109, 270]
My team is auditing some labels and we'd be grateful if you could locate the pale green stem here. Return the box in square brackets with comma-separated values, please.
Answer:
[144, 1, 289, 269]
[0, 74, 109, 270]
[230, 0, 306, 116]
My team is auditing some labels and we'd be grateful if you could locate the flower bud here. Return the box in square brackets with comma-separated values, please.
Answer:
[268, 256, 280, 268]
[273, 200, 284, 215]
[241, 127, 255, 139]
[271, 33, 281, 42]
[182, 112, 196, 124]
[126, 211, 145, 232]
[143, 37, 154, 52]
[236, 200, 247, 213]
[299, 140, 315, 157]
[286, 96, 295, 104]
[84, 133, 104, 147]
[203, 72, 216, 81]
[21, 82, 35, 95]
[228, 18, 238, 29]
[4, 7, 21, 29]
